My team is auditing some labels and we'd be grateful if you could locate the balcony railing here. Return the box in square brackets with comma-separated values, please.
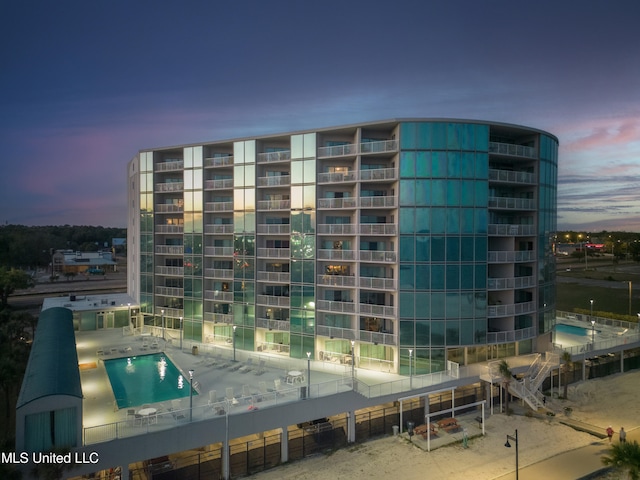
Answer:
[489, 141, 536, 158]
[360, 139, 398, 154]
[155, 245, 184, 255]
[359, 196, 396, 208]
[257, 175, 291, 187]
[317, 171, 357, 184]
[359, 224, 396, 236]
[316, 325, 356, 341]
[317, 198, 357, 209]
[256, 295, 290, 307]
[257, 271, 291, 283]
[257, 224, 290, 235]
[316, 300, 356, 314]
[317, 140, 397, 158]
[488, 275, 536, 290]
[359, 330, 397, 346]
[359, 276, 396, 290]
[317, 249, 356, 261]
[204, 290, 233, 302]
[257, 150, 291, 163]
[203, 312, 233, 324]
[204, 155, 233, 167]
[155, 266, 184, 276]
[358, 250, 396, 263]
[257, 199, 291, 210]
[488, 197, 536, 210]
[488, 250, 536, 263]
[204, 179, 234, 189]
[155, 225, 183, 234]
[488, 224, 536, 236]
[204, 268, 234, 279]
[204, 201, 233, 213]
[204, 246, 234, 256]
[257, 248, 290, 258]
[155, 204, 183, 213]
[487, 326, 537, 344]
[204, 224, 234, 235]
[488, 300, 536, 317]
[489, 169, 536, 185]
[155, 182, 184, 192]
[359, 303, 396, 318]
[155, 160, 184, 171]
[155, 286, 184, 297]
[255, 318, 290, 331]
[317, 143, 358, 158]
[317, 224, 356, 235]
[359, 167, 396, 181]
[316, 275, 356, 287]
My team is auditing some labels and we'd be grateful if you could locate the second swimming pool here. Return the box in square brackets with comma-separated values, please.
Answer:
[104, 353, 197, 410]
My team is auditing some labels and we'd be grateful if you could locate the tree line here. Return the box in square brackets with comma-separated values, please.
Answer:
[0, 224, 126, 269]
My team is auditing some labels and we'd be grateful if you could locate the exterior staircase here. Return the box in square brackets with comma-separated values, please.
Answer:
[508, 352, 559, 410]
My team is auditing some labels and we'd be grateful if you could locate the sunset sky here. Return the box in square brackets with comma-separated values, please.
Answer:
[1, 0, 639, 231]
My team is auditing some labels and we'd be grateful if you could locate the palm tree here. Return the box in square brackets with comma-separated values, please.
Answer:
[498, 359, 513, 414]
[561, 350, 572, 399]
[602, 440, 640, 480]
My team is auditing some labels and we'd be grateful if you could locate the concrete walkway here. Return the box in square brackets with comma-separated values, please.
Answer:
[492, 425, 637, 480]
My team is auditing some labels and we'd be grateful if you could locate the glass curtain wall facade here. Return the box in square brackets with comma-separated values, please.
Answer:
[127, 119, 558, 375]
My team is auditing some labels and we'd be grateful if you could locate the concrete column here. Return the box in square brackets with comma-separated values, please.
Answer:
[280, 426, 289, 463]
[347, 411, 356, 443]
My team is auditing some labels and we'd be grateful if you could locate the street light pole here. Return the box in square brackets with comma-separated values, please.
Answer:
[591, 319, 596, 350]
[232, 325, 237, 362]
[350, 340, 355, 389]
[590, 299, 594, 322]
[629, 281, 633, 316]
[180, 316, 183, 351]
[188, 369, 194, 422]
[505, 429, 519, 480]
[306, 352, 311, 399]
[409, 349, 413, 389]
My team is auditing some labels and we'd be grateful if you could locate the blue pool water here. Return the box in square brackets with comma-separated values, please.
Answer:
[104, 353, 196, 409]
[556, 323, 600, 336]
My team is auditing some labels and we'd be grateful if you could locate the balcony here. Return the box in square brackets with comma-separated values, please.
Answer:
[317, 198, 357, 209]
[204, 246, 234, 256]
[359, 196, 397, 208]
[317, 249, 356, 261]
[257, 150, 291, 163]
[489, 141, 536, 158]
[257, 271, 291, 283]
[155, 286, 184, 297]
[488, 224, 536, 236]
[255, 318, 290, 331]
[359, 224, 396, 236]
[316, 275, 356, 287]
[359, 303, 396, 319]
[257, 175, 291, 187]
[487, 326, 537, 344]
[317, 171, 357, 184]
[359, 276, 396, 290]
[359, 167, 396, 182]
[487, 300, 536, 317]
[488, 250, 536, 262]
[317, 224, 356, 235]
[204, 155, 233, 167]
[257, 224, 290, 235]
[316, 325, 356, 341]
[359, 250, 396, 263]
[257, 248, 290, 258]
[489, 169, 536, 185]
[155, 182, 184, 192]
[256, 295, 290, 307]
[155, 266, 184, 276]
[203, 312, 233, 324]
[204, 201, 233, 213]
[316, 300, 356, 314]
[155, 245, 184, 255]
[257, 199, 291, 211]
[204, 179, 234, 190]
[360, 139, 398, 154]
[359, 330, 397, 346]
[155, 225, 183, 234]
[204, 290, 233, 302]
[488, 197, 536, 210]
[155, 204, 183, 213]
[204, 268, 234, 279]
[317, 143, 358, 158]
[488, 275, 536, 290]
[205, 224, 234, 235]
[155, 160, 184, 171]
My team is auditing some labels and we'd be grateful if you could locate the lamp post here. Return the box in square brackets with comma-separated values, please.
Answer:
[628, 281, 633, 316]
[350, 340, 355, 388]
[306, 352, 311, 399]
[127, 303, 132, 330]
[591, 319, 596, 350]
[188, 369, 194, 422]
[504, 429, 519, 480]
[232, 325, 237, 362]
[161, 309, 165, 340]
[180, 316, 183, 351]
[590, 299, 594, 322]
[409, 349, 414, 388]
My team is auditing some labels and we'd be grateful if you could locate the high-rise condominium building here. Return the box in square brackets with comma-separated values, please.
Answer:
[127, 119, 558, 376]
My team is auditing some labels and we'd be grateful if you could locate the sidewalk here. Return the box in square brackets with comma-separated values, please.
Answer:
[492, 426, 636, 480]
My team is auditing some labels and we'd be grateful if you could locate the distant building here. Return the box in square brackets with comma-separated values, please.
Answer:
[52, 249, 117, 275]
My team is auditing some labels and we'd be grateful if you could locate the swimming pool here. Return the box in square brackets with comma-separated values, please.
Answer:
[555, 323, 600, 336]
[104, 353, 196, 409]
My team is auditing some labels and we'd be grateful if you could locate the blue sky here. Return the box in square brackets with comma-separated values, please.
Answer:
[1, 0, 639, 230]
